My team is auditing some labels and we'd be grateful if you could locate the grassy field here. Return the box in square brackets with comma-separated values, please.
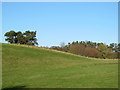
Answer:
[2, 43, 118, 88]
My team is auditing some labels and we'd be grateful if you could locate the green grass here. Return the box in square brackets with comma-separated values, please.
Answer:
[2, 43, 118, 88]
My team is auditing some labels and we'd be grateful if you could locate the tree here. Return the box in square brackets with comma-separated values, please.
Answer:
[69, 43, 85, 55]
[84, 47, 100, 58]
[60, 42, 65, 48]
[63, 45, 69, 52]
[109, 43, 114, 48]
[16, 31, 25, 44]
[4, 30, 17, 43]
[50, 40, 119, 59]
[4, 30, 38, 46]
[118, 43, 120, 52]
[97, 43, 109, 59]
[23, 30, 38, 45]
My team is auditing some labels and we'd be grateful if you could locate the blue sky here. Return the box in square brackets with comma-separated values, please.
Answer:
[2, 2, 118, 47]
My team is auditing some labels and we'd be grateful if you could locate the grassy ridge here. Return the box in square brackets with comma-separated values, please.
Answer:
[2, 44, 118, 88]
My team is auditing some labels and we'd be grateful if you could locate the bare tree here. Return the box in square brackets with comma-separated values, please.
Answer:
[60, 42, 65, 48]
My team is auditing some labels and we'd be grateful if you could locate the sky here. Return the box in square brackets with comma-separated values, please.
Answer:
[2, 2, 118, 47]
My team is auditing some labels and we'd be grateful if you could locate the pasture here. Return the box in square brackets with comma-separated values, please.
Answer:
[2, 44, 118, 88]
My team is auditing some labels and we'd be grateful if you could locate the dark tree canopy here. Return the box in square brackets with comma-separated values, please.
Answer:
[4, 30, 38, 46]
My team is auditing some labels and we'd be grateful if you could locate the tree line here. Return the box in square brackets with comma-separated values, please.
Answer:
[4, 30, 119, 59]
[4, 30, 38, 46]
[50, 41, 120, 59]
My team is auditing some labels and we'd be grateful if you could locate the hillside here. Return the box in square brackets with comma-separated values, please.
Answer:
[2, 43, 118, 88]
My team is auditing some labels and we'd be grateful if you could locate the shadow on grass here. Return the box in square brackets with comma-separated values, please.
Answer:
[1, 87, 119, 90]
[2, 85, 26, 90]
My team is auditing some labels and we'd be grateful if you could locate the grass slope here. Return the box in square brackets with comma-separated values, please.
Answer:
[2, 44, 118, 88]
